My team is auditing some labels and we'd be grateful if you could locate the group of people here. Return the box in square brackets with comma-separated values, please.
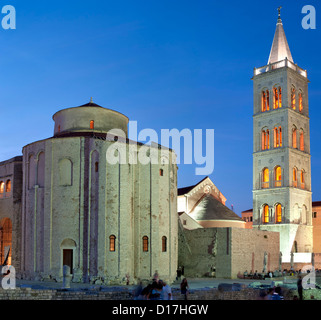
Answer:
[132, 271, 190, 300]
[133, 280, 173, 300]
[241, 270, 276, 279]
[242, 268, 313, 280]
[132, 271, 173, 300]
[258, 286, 284, 300]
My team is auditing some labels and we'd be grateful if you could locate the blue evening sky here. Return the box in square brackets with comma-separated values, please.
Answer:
[0, 0, 320, 215]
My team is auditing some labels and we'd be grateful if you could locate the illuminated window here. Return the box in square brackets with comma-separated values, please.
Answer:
[263, 205, 269, 224]
[273, 86, 282, 109]
[0, 218, 12, 265]
[90, 120, 94, 130]
[275, 166, 282, 187]
[293, 167, 298, 187]
[292, 127, 297, 148]
[273, 126, 282, 148]
[299, 91, 303, 112]
[261, 90, 270, 112]
[5, 180, 11, 193]
[159, 169, 163, 176]
[109, 235, 116, 252]
[261, 129, 270, 150]
[262, 168, 269, 189]
[299, 130, 304, 151]
[300, 170, 305, 189]
[0, 181, 4, 195]
[291, 86, 296, 110]
[143, 236, 149, 252]
[275, 204, 282, 223]
[162, 236, 167, 252]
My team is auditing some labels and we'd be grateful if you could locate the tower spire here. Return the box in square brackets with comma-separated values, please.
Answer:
[267, 7, 293, 64]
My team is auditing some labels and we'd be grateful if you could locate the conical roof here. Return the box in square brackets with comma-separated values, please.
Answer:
[268, 9, 293, 64]
[190, 195, 243, 221]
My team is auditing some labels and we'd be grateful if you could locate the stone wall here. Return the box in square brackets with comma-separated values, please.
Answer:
[178, 226, 217, 278]
[230, 228, 280, 278]
[178, 226, 280, 279]
[0, 157, 23, 272]
[21, 136, 178, 285]
[0, 286, 301, 300]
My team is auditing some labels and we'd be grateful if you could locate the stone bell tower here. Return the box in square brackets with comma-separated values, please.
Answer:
[252, 8, 313, 265]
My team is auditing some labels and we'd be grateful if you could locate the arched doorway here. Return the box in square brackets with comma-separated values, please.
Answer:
[0, 218, 12, 265]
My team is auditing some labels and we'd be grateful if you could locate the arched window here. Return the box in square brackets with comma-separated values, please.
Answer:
[5, 180, 11, 193]
[300, 170, 305, 189]
[143, 236, 149, 252]
[291, 86, 296, 110]
[292, 127, 297, 149]
[299, 129, 304, 151]
[273, 126, 282, 148]
[273, 86, 282, 109]
[0, 218, 12, 265]
[261, 129, 270, 150]
[90, 120, 94, 130]
[275, 204, 282, 223]
[0, 181, 4, 195]
[262, 168, 269, 189]
[293, 167, 298, 187]
[261, 89, 270, 112]
[299, 91, 303, 112]
[275, 166, 282, 187]
[263, 205, 269, 224]
[109, 235, 116, 252]
[37, 152, 45, 188]
[59, 159, 73, 186]
[162, 236, 167, 252]
[28, 154, 36, 189]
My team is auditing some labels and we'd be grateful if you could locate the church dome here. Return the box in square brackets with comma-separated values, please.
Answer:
[52, 99, 129, 137]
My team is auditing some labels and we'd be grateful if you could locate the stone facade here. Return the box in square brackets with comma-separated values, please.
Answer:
[0, 157, 23, 271]
[178, 225, 279, 279]
[1, 101, 178, 285]
[312, 202, 321, 253]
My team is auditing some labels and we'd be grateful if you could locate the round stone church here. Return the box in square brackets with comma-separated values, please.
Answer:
[20, 100, 178, 284]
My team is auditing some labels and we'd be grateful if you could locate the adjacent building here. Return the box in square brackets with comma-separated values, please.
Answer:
[178, 177, 279, 278]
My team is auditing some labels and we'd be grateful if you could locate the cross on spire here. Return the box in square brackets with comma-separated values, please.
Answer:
[278, 6, 282, 18]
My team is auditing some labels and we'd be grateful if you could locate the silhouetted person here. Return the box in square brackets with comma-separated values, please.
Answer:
[297, 275, 303, 300]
